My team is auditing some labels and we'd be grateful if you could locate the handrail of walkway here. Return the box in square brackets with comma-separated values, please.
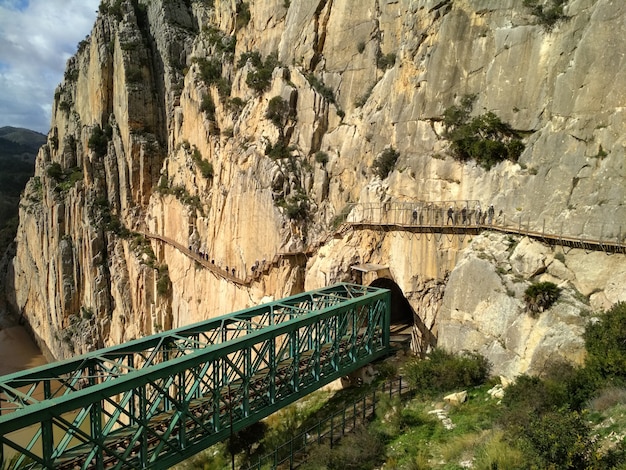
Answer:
[340, 201, 626, 254]
[141, 201, 625, 286]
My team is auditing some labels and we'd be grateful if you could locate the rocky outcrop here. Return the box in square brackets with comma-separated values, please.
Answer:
[437, 233, 590, 379]
[4, 0, 626, 377]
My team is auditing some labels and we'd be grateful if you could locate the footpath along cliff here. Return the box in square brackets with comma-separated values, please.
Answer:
[3, 0, 625, 378]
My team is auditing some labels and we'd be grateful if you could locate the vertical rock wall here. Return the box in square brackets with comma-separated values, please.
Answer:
[4, 0, 626, 377]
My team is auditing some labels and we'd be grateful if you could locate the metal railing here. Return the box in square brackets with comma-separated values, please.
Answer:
[340, 202, 626, 254]
[244, 376, 410, 470]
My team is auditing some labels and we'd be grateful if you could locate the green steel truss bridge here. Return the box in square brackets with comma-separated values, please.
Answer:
[0, 284, 391, 470]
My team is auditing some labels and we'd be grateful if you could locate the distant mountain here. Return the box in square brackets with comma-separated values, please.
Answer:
[0, 126, 46, 163]
[0, 127, 43, 255]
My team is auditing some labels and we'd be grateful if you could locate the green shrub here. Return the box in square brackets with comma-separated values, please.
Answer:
[58, 101, 72, 113]
[376, 51, 396, 70]
[47, 162, 64, 180]
[197, 159, 214, 179]
[195, 57, 222, 85]
[265, 141, 292, 160]
[202, 25, 236, 57]
[215, 77, 232, 98]
[57, 167, 83, 192]
[585, 301, 626, 385]
[314, 151, 329, 166]
[237, 51, 263, 69]
[404, 348, 491, 395]
[542, 360, 598, 412]
[265, 96, 290, 128]
[521, 410, 595, 469]
[89, 125, 109, 157]
[523, 0, 568, 31]
[200, 94, 215, 120]
[227, 96, 246, 113]
[372, 147, 400, 179]
[245, 52, 279, 93]
[306, 73, 336, 103]
[443, 95, 525, 169]
[523, 281, 560, 316]
[101, 0, 124, 21]
[277, 190, 309, 220]
[236, 2, 251, 31]
[64, 68, 79, 82]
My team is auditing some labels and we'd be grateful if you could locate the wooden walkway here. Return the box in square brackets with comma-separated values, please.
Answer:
[348, 222, 626, 254]
[140, 204, 625, 285]
[140, 232, 284, 286]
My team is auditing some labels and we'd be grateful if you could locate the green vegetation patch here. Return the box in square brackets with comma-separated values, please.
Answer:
[276, 189, 309, 220]
[88, 124, 113, 158]
[372, 147, 400, 179]
[443, 95, 525, 170]
[47, 163, 84, 193]
[523, 0, 568, 30]
[585, 301, 626, 385]
[306, 73, 336, 104]
[191, 146, 214, 179]
[239, 51, 280, 94]
[404, 348, 491, 396]
[523, 281, 560, 316]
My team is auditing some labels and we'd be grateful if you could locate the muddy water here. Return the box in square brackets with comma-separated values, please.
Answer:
[0, 325, 47, 376]
[0, 326, 49, 463]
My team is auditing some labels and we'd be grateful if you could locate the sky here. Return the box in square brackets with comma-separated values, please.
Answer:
[0, 0, 100, 134]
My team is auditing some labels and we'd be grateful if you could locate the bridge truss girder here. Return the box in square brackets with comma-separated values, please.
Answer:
[0, 283, 391, 469]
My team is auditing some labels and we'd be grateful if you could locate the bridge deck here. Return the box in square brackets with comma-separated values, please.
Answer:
[0, 284, 391, 470]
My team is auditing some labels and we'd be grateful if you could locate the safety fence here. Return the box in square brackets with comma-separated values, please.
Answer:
[144, 200, 626, 288]
[341, 202, 626, 254]
[243, 376, 410, 470]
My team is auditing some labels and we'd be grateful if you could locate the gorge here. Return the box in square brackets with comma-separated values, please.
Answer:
[2, 0, 626, 381]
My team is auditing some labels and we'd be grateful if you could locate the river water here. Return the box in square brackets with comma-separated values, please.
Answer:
[0, 325, 46, 376]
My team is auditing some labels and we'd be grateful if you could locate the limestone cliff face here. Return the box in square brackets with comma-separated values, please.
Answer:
[5, 0, 626, 376]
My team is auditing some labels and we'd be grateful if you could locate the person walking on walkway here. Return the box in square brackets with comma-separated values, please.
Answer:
[487, 204, 495, 225]
[447, 206, 455, 225]
[475, 204, 482, 226]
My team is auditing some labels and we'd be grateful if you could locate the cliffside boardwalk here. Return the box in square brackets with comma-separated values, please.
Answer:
[0, 284, 391, 470]
[144, 201, 626, 286]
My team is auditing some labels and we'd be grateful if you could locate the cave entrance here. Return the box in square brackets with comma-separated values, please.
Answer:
[368, 277, 413, 326]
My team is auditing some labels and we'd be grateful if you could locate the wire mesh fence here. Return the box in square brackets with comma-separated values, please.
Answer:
[335, 202, 625, 252]
[243, 377, 410, 470]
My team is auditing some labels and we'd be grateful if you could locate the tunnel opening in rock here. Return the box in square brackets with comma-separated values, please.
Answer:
[369, 277, 413, 325]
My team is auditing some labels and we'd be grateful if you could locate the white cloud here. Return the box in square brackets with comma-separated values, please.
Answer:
[0, 0, 100, 133]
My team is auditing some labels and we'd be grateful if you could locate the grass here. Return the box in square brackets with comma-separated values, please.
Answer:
[378, 383, 505, 469]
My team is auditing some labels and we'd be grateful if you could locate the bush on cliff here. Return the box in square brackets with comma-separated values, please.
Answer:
[372, 147, 400, 179]
[443, 95, 525, 170]
[523, 281, 560, 316]
[523, 0, 568, 30]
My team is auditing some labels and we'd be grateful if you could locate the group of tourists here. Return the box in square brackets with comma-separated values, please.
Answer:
[444, 203, 494, 226]
[408, 202, 495, 226]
